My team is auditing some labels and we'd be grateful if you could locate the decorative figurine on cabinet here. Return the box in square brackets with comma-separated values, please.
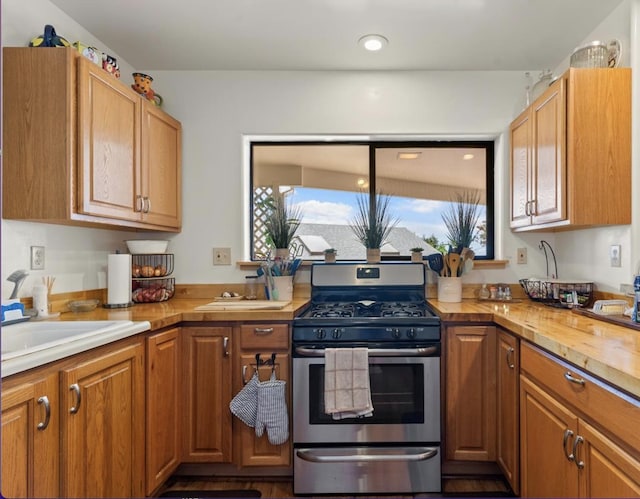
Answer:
[131, 72, 163, 106]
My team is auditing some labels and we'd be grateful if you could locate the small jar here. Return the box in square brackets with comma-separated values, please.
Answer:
[244, 275, 260, 300]
[479, 284, 491, 300]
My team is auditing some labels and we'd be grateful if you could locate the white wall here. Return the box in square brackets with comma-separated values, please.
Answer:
[1, 0, 636, 298]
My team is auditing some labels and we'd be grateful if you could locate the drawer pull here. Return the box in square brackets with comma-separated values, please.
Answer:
[254, 327, 274, 335]
[37, 395, 51, 431]
[564, 371, 586, 386]
[572, 435, 585, 469]
[562, 429, 575, 462]
[69, 383, 81, 414]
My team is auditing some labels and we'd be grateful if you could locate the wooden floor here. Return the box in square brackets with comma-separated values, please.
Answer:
[158, 476, 512, 498]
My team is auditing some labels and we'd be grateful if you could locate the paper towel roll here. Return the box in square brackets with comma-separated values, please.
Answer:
[107, 254, 132, 307]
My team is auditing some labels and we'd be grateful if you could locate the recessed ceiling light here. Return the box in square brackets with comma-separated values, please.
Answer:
[397, 152, 421, 160]
[463, 153, 475, 160]
[358, 34, 388, 52]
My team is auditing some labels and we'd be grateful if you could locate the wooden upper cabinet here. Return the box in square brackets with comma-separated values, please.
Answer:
[77, 57, 141, 221]
[2, 47, 181, 231]
[510, 68, 631, 231]
[140, 102, 182, 228]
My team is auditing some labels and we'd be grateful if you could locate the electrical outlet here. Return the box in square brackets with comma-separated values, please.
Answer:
[610, 245, 621, 267]
[213, 247, 231, 265]
[517, 248, 527, 264]
[31, 246, 45, 270]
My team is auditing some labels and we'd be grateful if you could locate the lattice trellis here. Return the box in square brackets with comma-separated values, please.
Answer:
[253, 186, 273, 258]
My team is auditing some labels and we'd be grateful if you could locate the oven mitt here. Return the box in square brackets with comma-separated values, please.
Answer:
[229, 371, 259, 427]
[255, 372, 289, 445]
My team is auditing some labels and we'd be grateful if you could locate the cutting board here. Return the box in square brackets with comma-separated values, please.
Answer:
[194, 300, 291, 311]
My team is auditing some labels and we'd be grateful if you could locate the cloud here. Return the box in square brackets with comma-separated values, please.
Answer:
[402, 198, 444, 214]
[295, 200, 352, 224]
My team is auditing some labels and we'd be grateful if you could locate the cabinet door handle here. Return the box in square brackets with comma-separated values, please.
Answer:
[525, 201, 531, 216]
[143, 196, 151, 213]
[254, 327, 274, 335]
[564, 371, 586, 386]
[242, 365, 249, 385]
[506, 347, 515, 369]
[562, 429, 575, 462]
[136, 195, 144, 212]
[572, 435, 585, 469]
[223, 336, 230, 357]
[36, 395, 51, 431]
[69, 383, 81, 414]
[531, 199, 538, 215]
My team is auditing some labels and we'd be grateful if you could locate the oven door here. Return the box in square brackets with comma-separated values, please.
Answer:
[292, 345, 440, 444]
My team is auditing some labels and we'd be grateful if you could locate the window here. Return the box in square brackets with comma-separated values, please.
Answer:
[251, 140, 494, 260]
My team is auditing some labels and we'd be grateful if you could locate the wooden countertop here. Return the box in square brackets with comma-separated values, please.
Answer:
[429, 299, 640, 400]
[42, 296, 640, 399]
[54, 298, 310, 330]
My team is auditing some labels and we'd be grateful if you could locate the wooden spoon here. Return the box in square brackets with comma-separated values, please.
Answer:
[448, 253, 461, 277]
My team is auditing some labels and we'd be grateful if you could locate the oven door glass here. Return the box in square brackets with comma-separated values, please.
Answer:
[293, 355, 440, 444]
[309, 362, 423, 424]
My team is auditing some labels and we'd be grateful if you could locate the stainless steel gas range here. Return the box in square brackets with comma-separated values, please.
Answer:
[292, 262, 441, 495]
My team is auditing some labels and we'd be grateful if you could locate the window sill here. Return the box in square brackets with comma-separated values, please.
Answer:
[237, 259, 509, 271]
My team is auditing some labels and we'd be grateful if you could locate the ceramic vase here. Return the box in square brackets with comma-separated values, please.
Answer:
[324, 253, 336, 263]
[366, 248, 381, 263]
[437, 276, 462, 303]
[411, 251, 423, 263]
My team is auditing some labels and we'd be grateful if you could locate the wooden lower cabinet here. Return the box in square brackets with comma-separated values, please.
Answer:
[520, 375, 580, 497]
[520, 343, 640, 498]
[234, 323, 291, 467]
[496, 329, 519, 494]
[60, 340, 145, 498]
[444, 324, 497, 462]
[181, 326, 233, 463]
[146, 327, 181, 495]
[1, 370, 59, 498]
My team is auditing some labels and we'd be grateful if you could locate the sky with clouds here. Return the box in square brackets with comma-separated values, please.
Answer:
[289, 187, 486, 254]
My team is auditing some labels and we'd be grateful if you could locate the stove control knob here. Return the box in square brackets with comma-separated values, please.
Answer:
[392, 328, 401, 339]
[315, 328, 326, 340]
[332, 328, 342, 339]
[407, 328, 416, 339]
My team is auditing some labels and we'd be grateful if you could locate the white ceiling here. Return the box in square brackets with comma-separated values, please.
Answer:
[49, 0, 624, 71]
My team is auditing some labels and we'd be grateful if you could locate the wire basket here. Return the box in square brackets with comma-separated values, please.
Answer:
[519, 278, 594, 309]
[131, 253, 174, 278]
[132, 277, 175, 303]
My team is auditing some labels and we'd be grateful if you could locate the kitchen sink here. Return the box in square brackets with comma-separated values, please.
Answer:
[1, 319, 151, 377]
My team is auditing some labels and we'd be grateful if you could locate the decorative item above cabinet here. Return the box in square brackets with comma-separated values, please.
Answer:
[2, 47, 182, 232]
[510, 68, 630, 232]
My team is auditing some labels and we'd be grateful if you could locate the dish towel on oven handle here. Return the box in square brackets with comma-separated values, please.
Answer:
[324, 347, 374, 420]
[255, 371, 289, 445]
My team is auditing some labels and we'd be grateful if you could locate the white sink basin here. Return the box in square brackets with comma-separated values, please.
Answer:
[1, 319, 151, 377]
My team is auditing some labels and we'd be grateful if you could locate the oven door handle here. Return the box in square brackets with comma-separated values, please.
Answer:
[294, 346, 438, 357]
[296, 447, 438, 463]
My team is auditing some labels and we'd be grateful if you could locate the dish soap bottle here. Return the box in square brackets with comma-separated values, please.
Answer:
[632, 275, 640, 323]
[479, 284, 491, 300]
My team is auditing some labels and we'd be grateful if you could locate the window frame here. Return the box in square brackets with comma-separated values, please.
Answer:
[249, 138, 495, 261]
